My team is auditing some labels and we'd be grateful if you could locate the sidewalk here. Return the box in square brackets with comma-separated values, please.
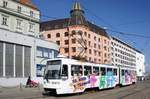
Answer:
[0, 85, 44, 99]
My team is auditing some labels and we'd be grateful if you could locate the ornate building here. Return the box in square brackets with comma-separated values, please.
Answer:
[40, 2, 111, 64]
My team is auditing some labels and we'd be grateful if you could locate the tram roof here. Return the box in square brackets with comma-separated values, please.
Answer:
[47, 57, 118, 68]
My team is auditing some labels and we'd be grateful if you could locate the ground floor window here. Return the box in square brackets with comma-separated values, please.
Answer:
[0, 42, 3, 77]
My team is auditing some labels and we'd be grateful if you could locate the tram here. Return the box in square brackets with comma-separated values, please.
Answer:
[43, 57, 136, 94]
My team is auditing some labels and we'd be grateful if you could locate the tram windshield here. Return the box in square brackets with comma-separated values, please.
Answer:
[44, 60, 61, 79]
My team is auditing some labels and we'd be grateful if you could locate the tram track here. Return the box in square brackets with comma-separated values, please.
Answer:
[26, 81, 150, 99]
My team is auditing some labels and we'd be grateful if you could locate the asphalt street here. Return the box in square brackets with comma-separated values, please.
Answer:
[0, 80, 150, 99]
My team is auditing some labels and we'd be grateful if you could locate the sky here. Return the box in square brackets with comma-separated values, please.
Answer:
[32, 0, 150, 72]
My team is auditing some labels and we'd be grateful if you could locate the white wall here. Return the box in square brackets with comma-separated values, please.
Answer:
[0, 28, 59, 86]
[110, 37, 136, 68]
[136, 52, 145, 76]
[0, 0, 40, 36]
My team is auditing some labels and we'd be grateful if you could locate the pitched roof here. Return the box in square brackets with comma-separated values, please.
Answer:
[13, 0, 38, 10]
[40, 18, 109, 38]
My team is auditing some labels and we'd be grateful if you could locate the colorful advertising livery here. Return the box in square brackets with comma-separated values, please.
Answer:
[43, 58, 136, 94]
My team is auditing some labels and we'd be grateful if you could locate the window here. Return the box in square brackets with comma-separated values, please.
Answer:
[2, 16, 8, 26]
[43, 48, 49, 58]
[89, 57, 91, 61]
[104, 59, 107, 63]
[88, 41, 91, 47]
[37, 47, 43, 57]
[104, 53, 107, 57]
[56, 41, 60, 45]
[104, 40, 107, 44]
[16, 19, 22, 30]
[72, 47, 76, 52]
[89, 49, 92, 54]
[30, 11, 33, 17]
[45, 60, 61, 79]
[78, 31, 83, 35]
[61, 64, 68, 78]
[84, 66, 92, 76]
[94, 50, 97, 55]
[98, 38, 100, 42]
[104, 46, 107, 50]
[47, 34, 51, 38]
[107, 68, 112, 75]
[3, 1, 7, 8]
[15, 45, 23, 77]
[48, 49, 54, 59]
[54, 25, 58, 29]
[98, 45, 101, 49]
[72, 39, 76, 43]
[71, 65, 82, 76]
[94, 58, 97, 62]
[94, 36, 96, 41]
[93, 66, 99, 75]
[64, 48, 69, 53]
[5, 43, 14, 77]
[0, 42, 3, 77]
[84, 32, 87, 36]
[100, 67, 106, 76]
[24, 47, 31, 77]
[56, 33, 60, 37]
[29, 23, 35, 32]
[94, 43, 96, 48]
[98, 52, 101, 56]
[17, 6, 21, 13]
[72, 30, 76, 36]
[88, 34, 90, 38]
[98, 59, 101, 62]
[121, 70, 125, 76]
[64, 40, 69, 45]
[64, 32, 69, 36]
[113, 69, 117, 75]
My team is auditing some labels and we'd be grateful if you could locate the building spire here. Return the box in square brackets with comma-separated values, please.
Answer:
[70, 1, 84, 17]
[72, 2, 82, 11]
[69, 1, 88, 26]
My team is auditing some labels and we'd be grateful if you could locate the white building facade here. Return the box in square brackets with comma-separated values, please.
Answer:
[136, 51, 145, 77]
[110, 37, 136, 69]
[0, 0, 40, 36]
[0, 0, 59, 86]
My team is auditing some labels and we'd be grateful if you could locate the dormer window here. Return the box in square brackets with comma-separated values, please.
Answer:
[3, 1, 8, 8]
[17, 6, 22, 13]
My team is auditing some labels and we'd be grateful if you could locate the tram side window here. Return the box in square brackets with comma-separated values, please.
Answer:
[101, 67, 106, 76]
[113, 69, 117, 75]
[125, 70, 128, 75]
[129, 70, 131, 75]
[84, 66, 92, 76]
[71, 65, 83, 76]
[93, 66, 99, 76]
[121, 70, 125, 76]
[61, 64, 68, 77]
